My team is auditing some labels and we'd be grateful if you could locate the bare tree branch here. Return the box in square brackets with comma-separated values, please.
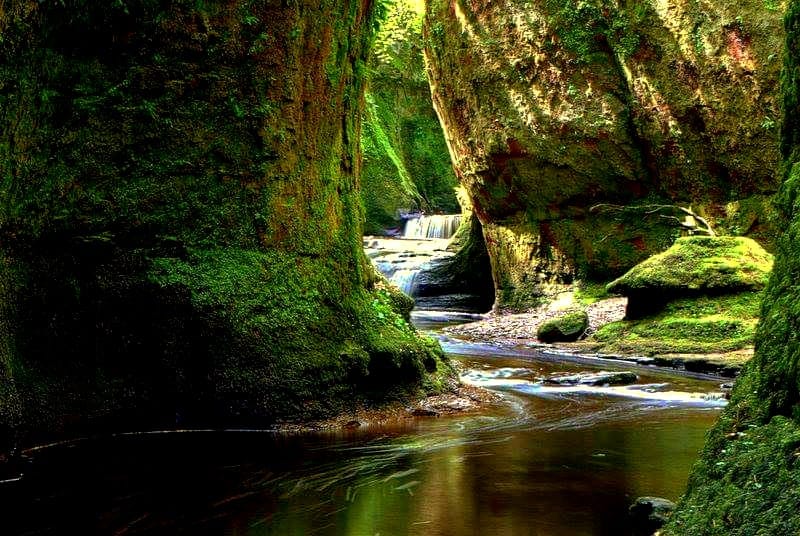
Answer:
[589, 203, 716, 236]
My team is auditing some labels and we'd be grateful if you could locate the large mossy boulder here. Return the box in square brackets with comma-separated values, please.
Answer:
[537, 311, 589, 343]
[0, 0, 447, 450]
[607, 236, 773, 318]
[425, 0, 784, 310]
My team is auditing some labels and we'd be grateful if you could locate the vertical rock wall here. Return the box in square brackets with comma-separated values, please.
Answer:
[0, 0, 444, 447]
[425, 0, 785, 310]
[665, 3, 800, 533]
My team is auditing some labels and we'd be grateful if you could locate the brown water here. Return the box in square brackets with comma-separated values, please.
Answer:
[3, 314, 724, 535]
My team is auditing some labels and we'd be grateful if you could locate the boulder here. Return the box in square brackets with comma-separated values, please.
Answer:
[545, 371, 638, 386]
[537, 311, 589, 343]
[607, 236, 773, 318]
[425, 0, 784, 310]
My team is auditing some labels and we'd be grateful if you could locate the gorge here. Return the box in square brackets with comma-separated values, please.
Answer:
[3, 0, 800, 534]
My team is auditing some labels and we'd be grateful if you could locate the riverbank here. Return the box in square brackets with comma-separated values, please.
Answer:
[273, 380, 503, 434]
[442, 296, 751, 377]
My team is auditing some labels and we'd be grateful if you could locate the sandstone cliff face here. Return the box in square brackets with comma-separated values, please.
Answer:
[425, 0, 785, 310]
[0, 0, 444, 448]
[666, 4, 800, 532]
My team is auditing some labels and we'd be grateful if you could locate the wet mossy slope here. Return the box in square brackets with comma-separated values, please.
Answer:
[361, 0, 459, 234]
[0, 0, 445, 447]
[665, 3, 800, 533]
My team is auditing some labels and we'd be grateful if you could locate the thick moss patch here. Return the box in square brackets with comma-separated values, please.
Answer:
[592, 293, 762, 358]
[0, 0, 450, 449]
[664, 4, 800, 532]
[607, 236, 772, 318]
[608, 236, 773, 295]
[666, 415, 800, 535]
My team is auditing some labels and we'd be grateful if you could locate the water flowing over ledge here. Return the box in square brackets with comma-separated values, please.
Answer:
[403, 214, 462, 239]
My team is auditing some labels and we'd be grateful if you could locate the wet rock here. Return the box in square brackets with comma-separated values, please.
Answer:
[536, 311, 589, 343]
[410, 408, 440, 417]
[629, 496, 675, 535]
[545, 371, 638, 386]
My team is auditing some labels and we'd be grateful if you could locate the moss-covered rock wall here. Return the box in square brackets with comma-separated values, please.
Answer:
[0, 0, 445, 449]
[664, 3, 800, 533]
[425, 0, 785, 310]
[361, 0, 460, 234]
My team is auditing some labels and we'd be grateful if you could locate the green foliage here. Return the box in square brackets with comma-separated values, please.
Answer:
[543, 0, 644, 63]
[361, 0, 459, 233]
[371, 0, 426, 84]
[666, 416, 800, 535]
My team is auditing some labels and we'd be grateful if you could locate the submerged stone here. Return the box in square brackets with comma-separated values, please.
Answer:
[545, 371, 638, 386]
[629, 496, 675, 536]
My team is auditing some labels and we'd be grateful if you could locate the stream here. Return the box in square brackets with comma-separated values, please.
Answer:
[3, 310, 725, 535]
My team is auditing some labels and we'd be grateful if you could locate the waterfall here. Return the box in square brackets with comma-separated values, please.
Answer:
[403, 214, 462, 239]
[390, 269, 420, 295]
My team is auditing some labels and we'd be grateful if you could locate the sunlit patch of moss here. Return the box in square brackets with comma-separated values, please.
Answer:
[591, 292, 763, 355]
[574, 280, 610, 305]
[607, 236, 773, 296]
[537, 310, 589, 342]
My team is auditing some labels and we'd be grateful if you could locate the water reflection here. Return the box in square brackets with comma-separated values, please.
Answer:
[3, 318, 724, 536]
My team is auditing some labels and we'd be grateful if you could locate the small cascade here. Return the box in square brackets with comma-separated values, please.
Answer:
[365, 213, 486, 310]
[365, 237, 452, 299]
[403, 214, 462, 239]
[390, 269, 420, 295]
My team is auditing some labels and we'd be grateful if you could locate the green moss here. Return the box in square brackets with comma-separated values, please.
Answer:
[667, 415, 800, 535]
[665, 5, 800, 529]
[360, 0, 459, 234]
[424, 0, 783, 311]
[591, 292, 762, 355]
[0, 0, 451, 447]
[607, 236, 774, 295]
[574, 280, 610, 305]
[537, 310, 589, 343]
